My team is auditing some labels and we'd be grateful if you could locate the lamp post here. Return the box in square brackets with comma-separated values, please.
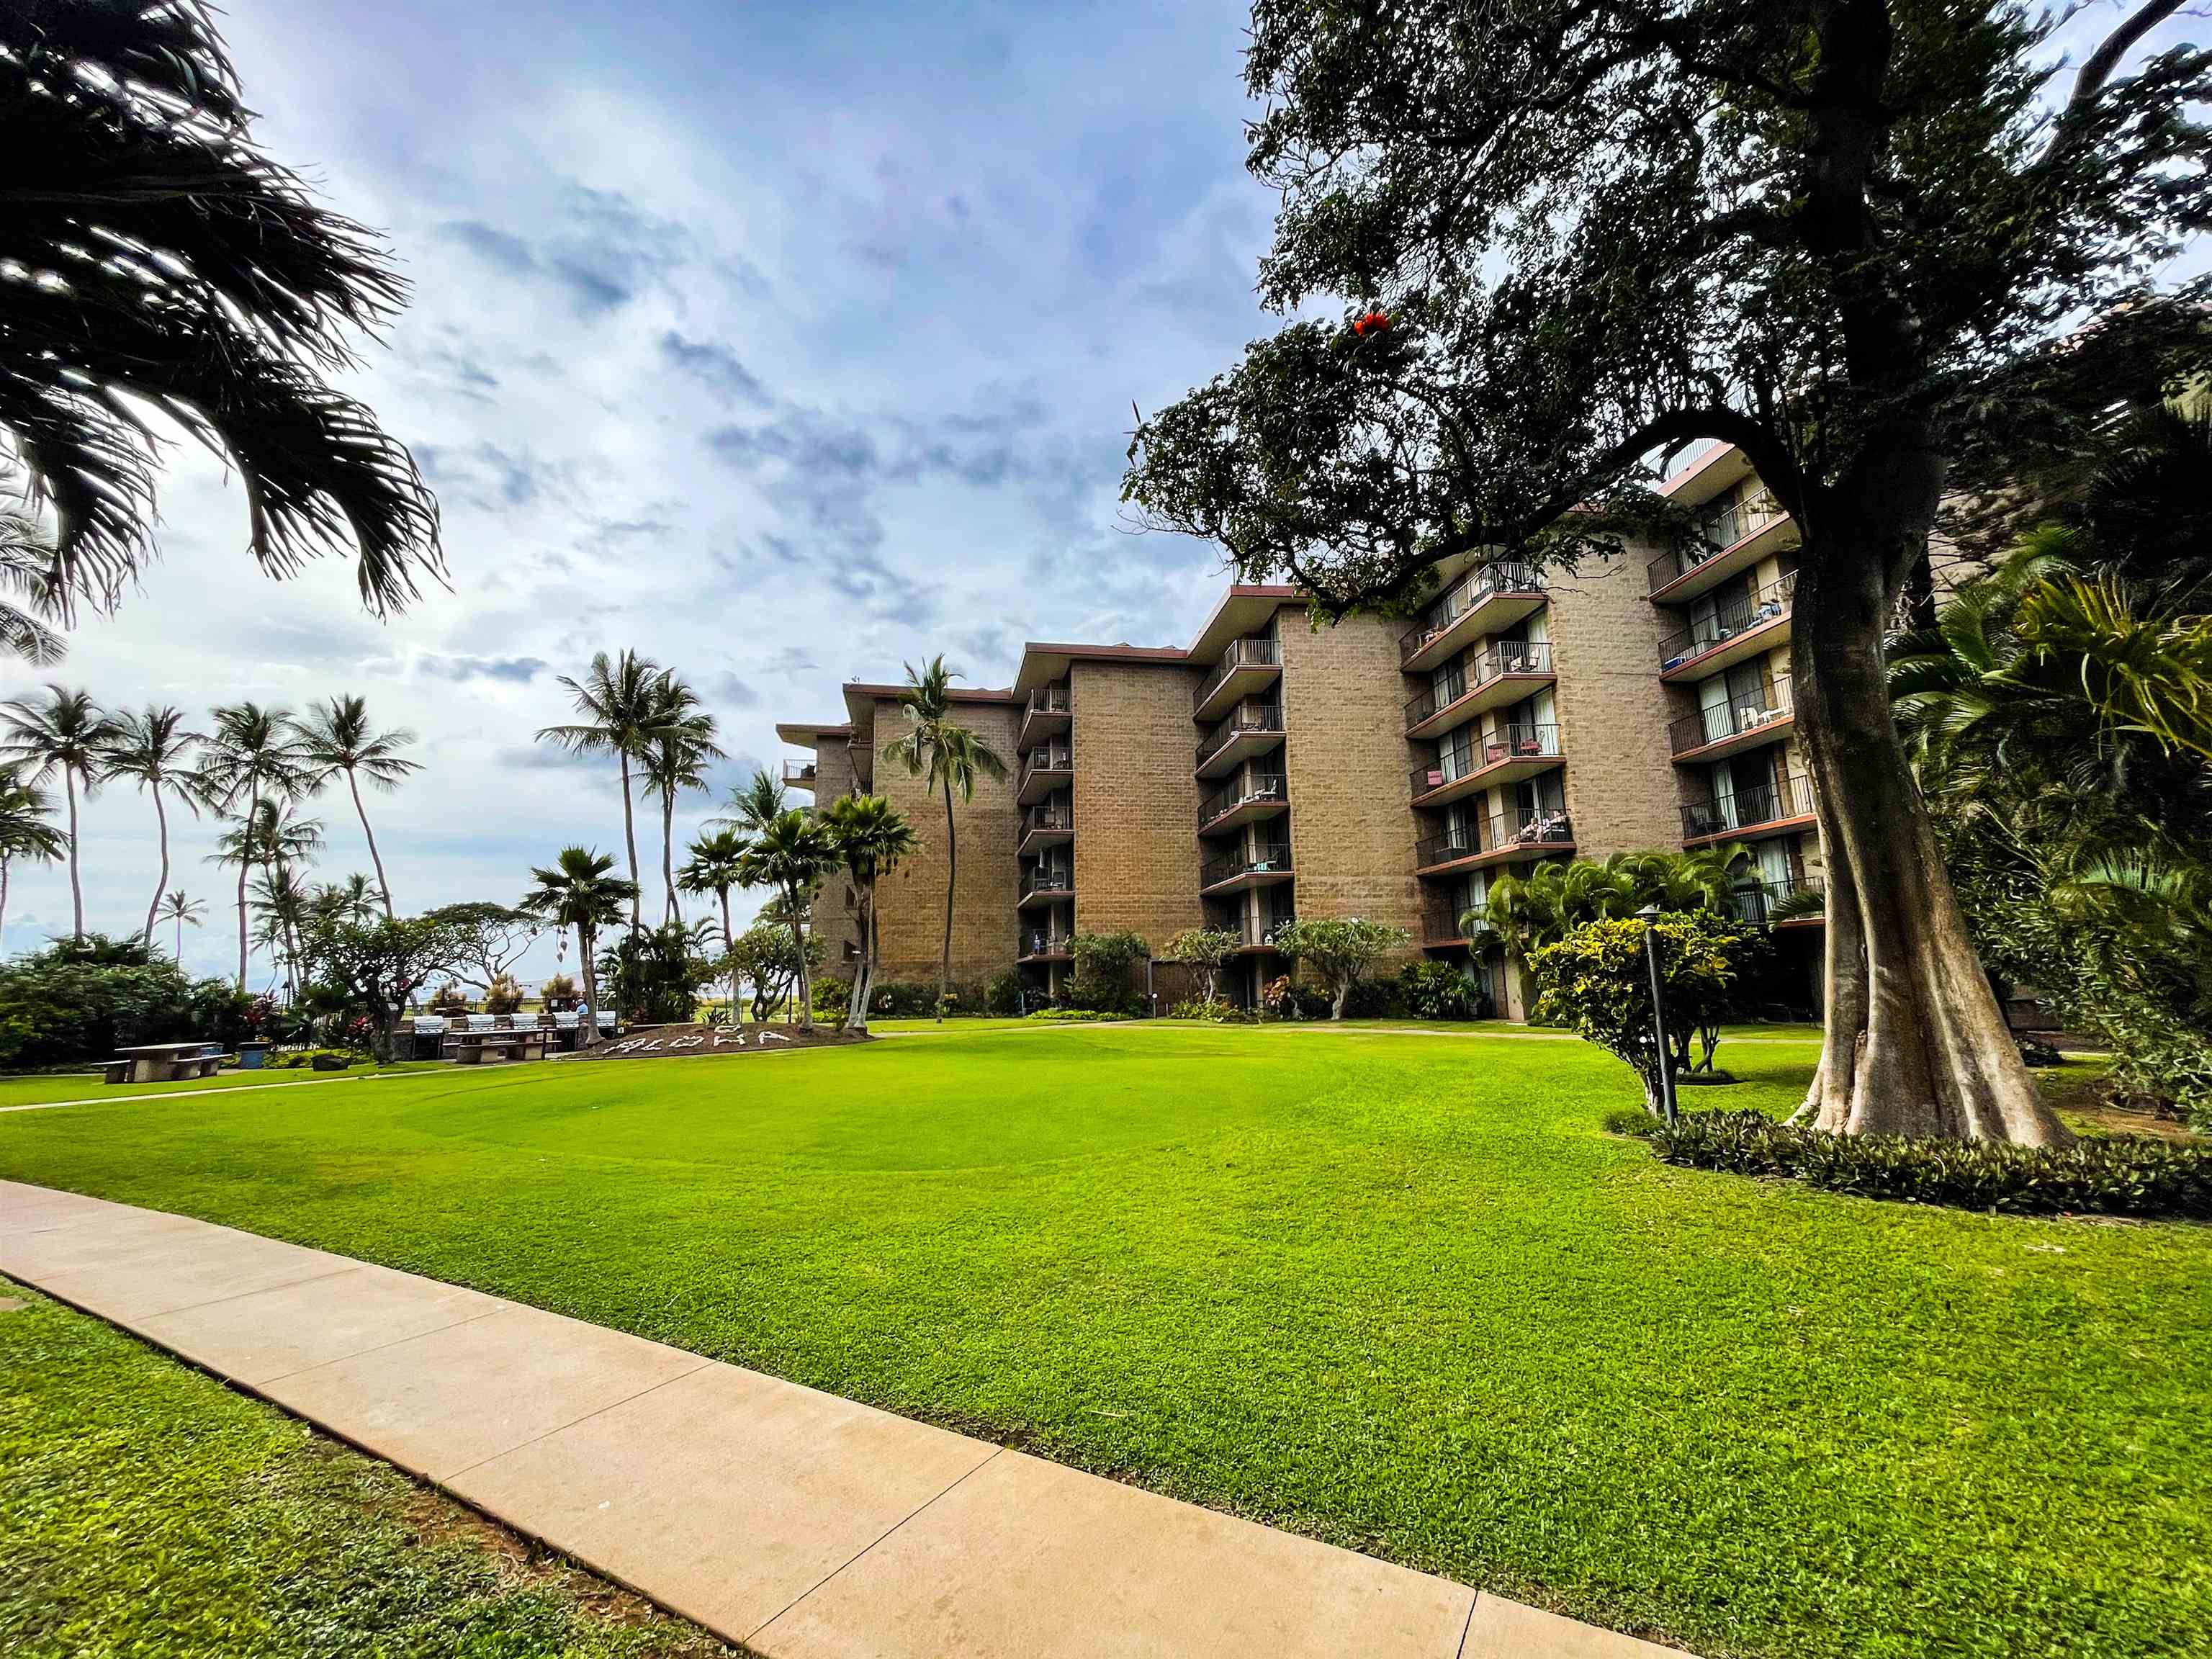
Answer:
[1638, 904, 1680, 1127]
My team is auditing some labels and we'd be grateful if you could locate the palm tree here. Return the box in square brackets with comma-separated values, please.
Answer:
[0, 4, 441, 628]
[735, 809, 834, 1033]
[96, 706, 203, 945]
[196, 704, 309, 989]
[0, 685, 120, 938]
[521, 848, 638, 1046]
[250, 863, 315, 1000]
[881, 656, 1007, 1022]
[295, 695, 418, 916]
[638, 677, 724, 926]
[0, 766, 66, 955]
[1, 502, 66, 665]
[154, 890, 206, 961]
[209, 798, 323, 994]
[678, 828, 750, 956]
[312, 873, 382, 927]
[714, 768, 789, 837]
[819, 793, 917, 1034]
[536, 649, 673, 932]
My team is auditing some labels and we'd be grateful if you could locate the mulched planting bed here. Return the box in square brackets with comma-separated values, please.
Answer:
[571, 1022, 870, 1059]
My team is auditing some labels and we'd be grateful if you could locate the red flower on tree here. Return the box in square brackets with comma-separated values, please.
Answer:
[1352, 309, 1392, 337]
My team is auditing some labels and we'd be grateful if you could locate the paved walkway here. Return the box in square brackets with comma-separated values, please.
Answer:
[1, 1179, 1686, 1658]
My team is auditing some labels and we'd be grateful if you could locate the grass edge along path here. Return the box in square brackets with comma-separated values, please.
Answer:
[0, 1282, 734, 1659]
[0, 1024, 2206, 1659]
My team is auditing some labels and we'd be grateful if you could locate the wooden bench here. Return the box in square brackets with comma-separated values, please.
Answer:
[444, 1030, 549, 1066]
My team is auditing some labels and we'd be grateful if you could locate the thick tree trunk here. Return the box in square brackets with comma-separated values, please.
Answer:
[847, 889, 875, 1034]
[717, 888, 742, 1028]
[661, 792, 680, 927]
[65, 767, 82, 940]
[348, 770, 395, 917]
[938, 781, 955, 1023]
[235, 779, 258, 989]
[577, 922, 603, 1048]
[1789, 454, 2070, 1145]
[789, 880, 814, 1033]
[619, 753, 642, 933]
[143, 787, 171, 946]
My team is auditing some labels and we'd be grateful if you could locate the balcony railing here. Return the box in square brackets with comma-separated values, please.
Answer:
[1647, 492, 1789, 593]
[1230, 912, 1298, 950]
[1021, 927, 1074, 958]
[1724, 873, 1825, 926]
[1020, 803, 1074, 840]
[1020, 864, 1075, 901]
[1660, 571, 1797, 672]
[1021, 746, 1074, 785]
[1402, 641, 1555, 727]
[1419, 808, 1573, 869]
[1408, 724, 1563, 798]
[1200, 840, 1292, 890]
[1028, 685, 1071, 717]
[1198, 771, 1287, 831]
[1681, 773, 1815, 840]
[1399, 562, 1547, 663]
[781, 759, 818, 788]
[1197, 703, 1285, 768]
[1670, 675, 1795, 755]
[1423, 900, 1485, 945]
[1192, 638, 1281, 714]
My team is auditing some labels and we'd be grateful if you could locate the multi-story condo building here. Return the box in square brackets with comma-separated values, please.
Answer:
[777, 444, 1826, 1018]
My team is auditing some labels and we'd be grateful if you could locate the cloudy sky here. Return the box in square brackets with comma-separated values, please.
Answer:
[1, 0, 1281, 982]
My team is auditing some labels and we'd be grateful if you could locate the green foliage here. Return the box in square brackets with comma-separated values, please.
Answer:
[1164, 926, 1240, 1004]
[1271, 917, 1406, 1017]
[539, 973, 579, 1013]
[482, 973, 523, 1015]
[1529, 914, 1745, 1113]
[725, 920, 828, 1022]
[0, 933, 248, 1068]
[810, 975, 853, 1019]
[1474, 848, 1752, 961]
[984, 968, 1025, 1016]
[1260, 974, 1331, 1021]
[1024, 1007, 1123, 1023]
[1651, 1111, 2212, 1220]
[1068, 928, 1151, 1015]
[297, 912, 484, 1064]
[426, 984, 469, 1016]
[596, 923, 714, 1025]
[1398, 959, 1486, 1021]
[1169, 997, 1251, 1024]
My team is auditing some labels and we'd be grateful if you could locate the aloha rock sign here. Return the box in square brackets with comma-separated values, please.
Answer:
[580, 1022, 868, 1060]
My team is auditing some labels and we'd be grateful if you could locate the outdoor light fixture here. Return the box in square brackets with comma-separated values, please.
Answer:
[1638, 904, 1680, 1127]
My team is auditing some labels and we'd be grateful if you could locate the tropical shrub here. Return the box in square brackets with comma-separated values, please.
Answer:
[1271, 917, 1406, 1018]
[0, 935, 251, 1069]
[1650, 1110, 2212, 1220]
[426, 983, 470, 1016]
[1528, 913, 1746, 1115]
[1170, 997, 1250, 1023]
[1398, 960, 1485, 1021]
[482, 973, 523, 1015]
[1025, 1007, 1123, 1023]
[984, 968, 1024, 1016]
[1068, 930, 1151, 1015]
[1163, 926, 1239, 1004]
[1260, 974, 1331, 1021]
[598, 923, 714, 1024]
[811, 976, 853, 1019]
[539, 973, 580, 1012]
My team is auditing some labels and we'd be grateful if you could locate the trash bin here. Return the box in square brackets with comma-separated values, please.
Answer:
[238, 1040, 270, 1071]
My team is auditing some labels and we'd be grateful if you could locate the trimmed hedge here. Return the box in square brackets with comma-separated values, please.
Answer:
[1649, 1110, 2212, 1219]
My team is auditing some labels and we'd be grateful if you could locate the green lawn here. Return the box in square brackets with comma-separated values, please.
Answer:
[1, 1024, 2204, 1659]
[0, 1062, 443, 1113]
[0, 1285, 729, 1658]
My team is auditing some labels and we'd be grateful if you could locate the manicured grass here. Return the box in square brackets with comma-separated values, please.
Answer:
[0, 1062, 442, 1112]
[1, 1025, 2206, 1659]
[0, 1285, 729, 1658]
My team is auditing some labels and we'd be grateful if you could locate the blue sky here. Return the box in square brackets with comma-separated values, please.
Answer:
[0, 0, 1279, 981]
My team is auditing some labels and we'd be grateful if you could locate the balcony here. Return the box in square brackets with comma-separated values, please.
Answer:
[1408, 724, 1564, 807]
[1403, 642, 1555, 739]
[1414, 808, 1573, 875]
[1197, 772, 1288, 836]
[1681, 773, 1817, 845]
[1647, 493, 1794, 603]
[1017, 745, 1074, 804]
[781, 759, 818, 791]
[1724, 873, 1826, 927]
[1019, 864, 1076, 907]
[1192, 638, 1282, 723]
[1020, 927, 1074, 963]
[1018, 685, 1072, 752]
[1400, 562, 1549, 671]
[1196, 703, 1285, 778]
[1229, 912, 1297, 953]
[1018, 801, 1074, 855]
[1660, 571, 1796, 680]
[1422, 900, 1485, 948]
[1671, 676, 1796, 762]
[1200, 840, 1294, 895]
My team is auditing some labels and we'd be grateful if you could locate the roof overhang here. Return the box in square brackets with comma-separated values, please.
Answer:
[774, 721, 851, 749]
[1183, 585, 1301, 664]
[1013, 642, 1190, 694]
[1662, 443, 1753, 507]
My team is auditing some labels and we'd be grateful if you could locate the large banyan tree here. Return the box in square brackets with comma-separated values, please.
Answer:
[1125, 0, 2210, 1143]
[0, 0, 441, 630]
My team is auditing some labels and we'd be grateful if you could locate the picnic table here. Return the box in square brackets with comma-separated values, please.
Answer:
[444, 1028, 551, 1065]
[103, 1042, 235, 1085]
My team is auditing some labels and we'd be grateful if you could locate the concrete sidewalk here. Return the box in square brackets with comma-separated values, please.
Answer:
[1, 1179, 1686, 1658]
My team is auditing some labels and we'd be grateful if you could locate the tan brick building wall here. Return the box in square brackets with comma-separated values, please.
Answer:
[1277, 609, 1425, 949]
[1069, 661, 1207, 950]
[806, 737, 865, 976]
[871, 696, 1022, 984]
[1547, 552, 1694, 855]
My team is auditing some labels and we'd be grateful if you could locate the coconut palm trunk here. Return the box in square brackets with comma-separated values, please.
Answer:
[1, 858, 10, 953]
[141, 786, 171, 945]
[577, 921, 602, 1046]
[62, 767, 83, 939]
[620, 753, 642, 932]
[938, 778, 955, 1023]
[233, 780, 261, 989]
[346, 769, 396, 917]
[661, 788, 680, 926]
